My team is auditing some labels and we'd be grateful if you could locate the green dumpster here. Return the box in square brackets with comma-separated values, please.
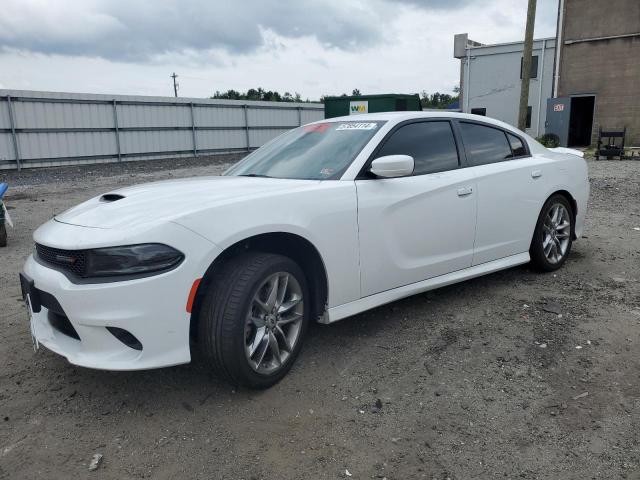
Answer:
[323, 94, 421, 119]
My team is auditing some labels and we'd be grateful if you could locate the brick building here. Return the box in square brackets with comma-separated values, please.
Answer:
[553, 0, 640, 146]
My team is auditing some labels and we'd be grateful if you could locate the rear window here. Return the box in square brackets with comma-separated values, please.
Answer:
[459, 122, 513, 166]
[507, 133, 527, 157]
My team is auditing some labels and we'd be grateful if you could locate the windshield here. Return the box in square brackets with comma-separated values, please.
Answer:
[225, 121, 386, 180]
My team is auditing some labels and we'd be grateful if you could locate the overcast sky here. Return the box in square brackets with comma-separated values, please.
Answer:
[0, 0, 559, 100]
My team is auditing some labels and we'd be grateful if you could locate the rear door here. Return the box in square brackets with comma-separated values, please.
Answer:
[456, 121, 548, 265]
[356, 120, 477, 297]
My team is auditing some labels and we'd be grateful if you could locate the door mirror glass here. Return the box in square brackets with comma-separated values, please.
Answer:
[369, 155, 414, 178]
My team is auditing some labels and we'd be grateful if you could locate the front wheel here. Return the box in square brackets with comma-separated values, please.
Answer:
[198, 252, 309, 389]
[529, 195, 573, 271]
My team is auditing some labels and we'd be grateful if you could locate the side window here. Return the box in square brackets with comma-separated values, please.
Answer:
[376, 121, 459, 175]
[507, 133, 527, 157]
[459, 122, 513, 166]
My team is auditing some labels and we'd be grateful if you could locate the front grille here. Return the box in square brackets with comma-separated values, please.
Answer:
[35, 243, 87, 277]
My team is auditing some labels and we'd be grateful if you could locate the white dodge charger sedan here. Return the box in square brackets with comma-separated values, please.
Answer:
[21, 112, 589, 388]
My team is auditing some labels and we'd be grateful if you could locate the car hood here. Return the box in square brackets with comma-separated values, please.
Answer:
[55, 176, 315, 229]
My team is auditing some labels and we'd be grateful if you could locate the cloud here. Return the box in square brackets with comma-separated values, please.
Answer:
[0, 0, 386, 62]
[0, 0, 559, 101]
[393, 0, 474, 9]
[0, 0, 477, 63]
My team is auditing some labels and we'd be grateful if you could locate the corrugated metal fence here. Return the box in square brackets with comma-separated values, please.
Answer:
[0, 90, 324, 170]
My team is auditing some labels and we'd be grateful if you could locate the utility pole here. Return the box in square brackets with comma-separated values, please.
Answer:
[518, 0, 537, 131]
[171, 72, 179, 97]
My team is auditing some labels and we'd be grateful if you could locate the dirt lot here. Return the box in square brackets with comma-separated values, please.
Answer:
[1, 156, 639, 479]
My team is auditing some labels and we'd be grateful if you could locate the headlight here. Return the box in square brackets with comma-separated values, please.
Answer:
[85, 243, 184, 277]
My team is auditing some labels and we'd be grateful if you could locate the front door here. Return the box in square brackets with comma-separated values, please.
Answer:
[356, 120, 477, 297]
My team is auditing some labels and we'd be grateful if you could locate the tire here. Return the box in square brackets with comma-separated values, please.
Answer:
[198, 252, 310, 389]
[0, 224, 6, 247]
[529, 194, 573, 272]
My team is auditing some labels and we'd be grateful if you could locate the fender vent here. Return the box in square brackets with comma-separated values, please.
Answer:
[100, 193, 125, 202]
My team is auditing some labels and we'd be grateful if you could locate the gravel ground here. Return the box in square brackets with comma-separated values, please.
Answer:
[0, 156, 639, 479]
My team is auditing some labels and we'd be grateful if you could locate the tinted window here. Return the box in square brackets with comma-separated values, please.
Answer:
[460, 122, 512, 166]
[471, 108, 487, 116]
[376, 121, 459, 175]
[507, 133, 527, 157]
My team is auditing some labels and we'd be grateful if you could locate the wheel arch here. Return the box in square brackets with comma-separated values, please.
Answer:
[189, 231, 329, 341]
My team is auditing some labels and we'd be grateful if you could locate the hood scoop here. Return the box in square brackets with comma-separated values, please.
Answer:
[100, 193, 125, 203]
[54, 176, 307, 229]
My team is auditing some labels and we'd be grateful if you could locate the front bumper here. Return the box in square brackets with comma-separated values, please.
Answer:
[22, 220, 221, 370]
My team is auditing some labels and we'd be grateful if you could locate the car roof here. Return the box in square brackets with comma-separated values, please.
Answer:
[319, 111, 511, 128]
[310, 111, 546, 154]
[316, 111, 541, 144]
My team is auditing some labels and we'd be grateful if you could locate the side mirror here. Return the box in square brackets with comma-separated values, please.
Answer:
[369, 155, 414, 178]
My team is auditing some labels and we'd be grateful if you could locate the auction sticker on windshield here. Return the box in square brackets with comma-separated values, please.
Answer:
[336, 123, 378, 131]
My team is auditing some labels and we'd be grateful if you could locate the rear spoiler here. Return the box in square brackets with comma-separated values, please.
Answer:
[548, 147, 585, 158]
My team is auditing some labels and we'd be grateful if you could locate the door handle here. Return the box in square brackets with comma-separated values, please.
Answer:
[457, 186, 473, 197]
[531, 169, 542, 178]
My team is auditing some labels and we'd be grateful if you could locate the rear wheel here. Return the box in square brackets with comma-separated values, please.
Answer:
[198, 252, 309, 389]
[529, 194, 573, 271]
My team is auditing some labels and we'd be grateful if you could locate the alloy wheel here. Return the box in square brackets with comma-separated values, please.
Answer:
[244, 272, 304, 374]
[542, 203, 571, 264]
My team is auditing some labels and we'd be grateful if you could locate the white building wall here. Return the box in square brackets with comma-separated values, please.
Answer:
[461, 38, 555, 138]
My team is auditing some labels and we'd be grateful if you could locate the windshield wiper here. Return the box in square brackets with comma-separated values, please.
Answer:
[237, 173, 272, 178]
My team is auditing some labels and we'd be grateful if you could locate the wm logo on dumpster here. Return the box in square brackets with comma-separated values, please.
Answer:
[349, 101, 368, 115]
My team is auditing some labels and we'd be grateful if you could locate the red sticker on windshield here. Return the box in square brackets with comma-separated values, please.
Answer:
[304, 123, 332, 132]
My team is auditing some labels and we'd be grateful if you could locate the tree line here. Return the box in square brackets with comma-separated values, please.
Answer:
[211, 88, 308, 103]
[212, 87, 460, 109]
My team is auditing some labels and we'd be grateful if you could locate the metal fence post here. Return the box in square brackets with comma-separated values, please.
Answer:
[6, 96, 21, 171]
[190, 102, 197, 157]
[243, 105, 250, 152]
[112, 100, 121, 162]
[297, 106, 302, 126]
